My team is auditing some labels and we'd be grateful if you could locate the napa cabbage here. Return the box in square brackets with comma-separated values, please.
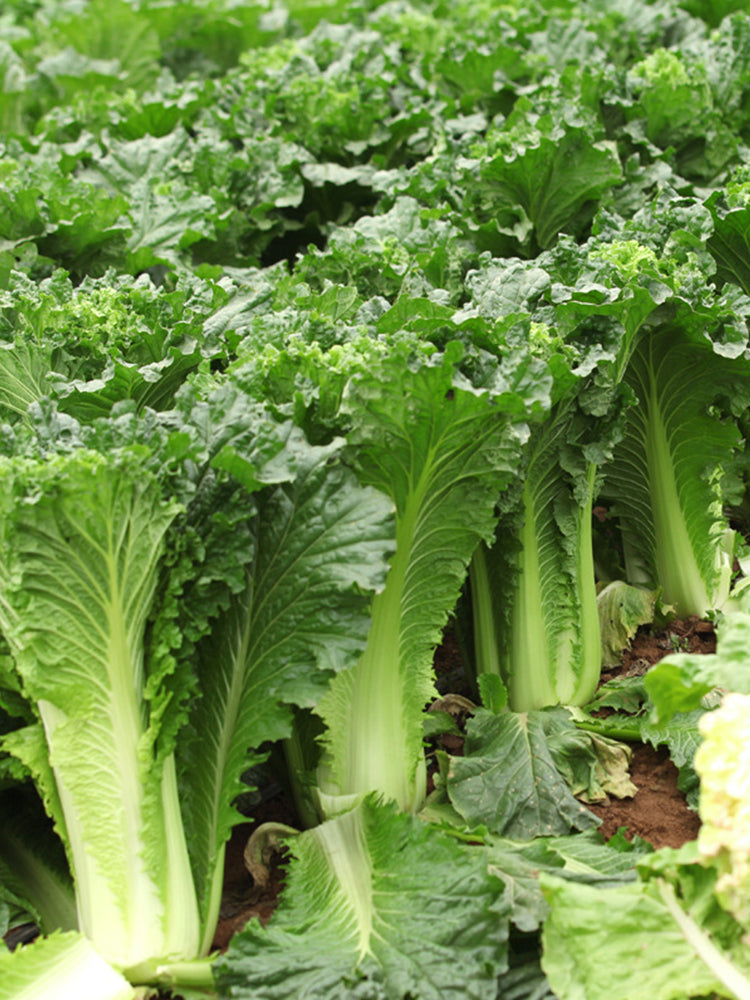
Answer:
[0, 381, 395, 987]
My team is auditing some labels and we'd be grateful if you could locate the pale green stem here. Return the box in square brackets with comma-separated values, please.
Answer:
[469, 544, 503, 680]
[658, 880, 750, 1000]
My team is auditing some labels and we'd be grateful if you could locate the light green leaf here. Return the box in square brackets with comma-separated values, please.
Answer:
[317, 344, 531, 813]
[0, 450, 200, 971]
[42, 0, 161, 94]
[0, 932, 136, 1000]
[474, 408, 603, 711]
[541, 875, 732, 1000]
[604, 327, 745, 617]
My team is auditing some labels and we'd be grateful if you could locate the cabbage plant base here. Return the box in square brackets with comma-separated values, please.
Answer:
[206, 625, 703, 998]
[0, 624, 705, 999]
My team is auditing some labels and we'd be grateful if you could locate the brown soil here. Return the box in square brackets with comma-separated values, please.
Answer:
[599, 614, 716, 684]
[589, 615, 713, 848]
[587, 742, 700, 847]
[211, 794, 298, 951]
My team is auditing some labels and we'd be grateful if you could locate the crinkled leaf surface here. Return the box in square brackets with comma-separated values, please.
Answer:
[216, 798, 508, 1000]
[463, 102, 622, 253]
[447, 708, 599, 839]
[487, 828, 648, 933]
[179, 433, 395, 935]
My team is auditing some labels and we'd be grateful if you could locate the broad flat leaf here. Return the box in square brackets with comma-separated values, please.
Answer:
[541, 875, 729, 1000]
[486, 838, 566, 932]
[447, 708, 599, 838]
[216, 798, 508, 1000]
[296, 198, 470, 303]
[585, 675, 649, 714]
[125, 181, 216, 272]
[645, 611, 750, 720]
[551, 727, 637, 803]
[487, 828, 647, 932]
[79, 134, 217, 272]
[641, 712, 702, 809]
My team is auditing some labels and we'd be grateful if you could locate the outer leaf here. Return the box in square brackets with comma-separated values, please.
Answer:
[574, 698, 704, 809]
[215, 797, 508, 1000]
[179, 438, 394, 945]
[462, 101, 622, 254]
[541, 875, 732, 1000]
[487, 828, 648, 933]
[625, 49, 736, 180]
[79, 133, 217, 274]
[597, 580, 659, 667]
[447, 708, 598, 839]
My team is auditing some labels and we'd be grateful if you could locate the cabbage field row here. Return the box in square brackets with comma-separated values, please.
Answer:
[2, 0, 750, 997]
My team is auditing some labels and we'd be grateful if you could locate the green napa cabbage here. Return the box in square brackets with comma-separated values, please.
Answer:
[0, 449, 200, 976]
[604, 326, 747, 617]
[314, 344, 533, 814]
